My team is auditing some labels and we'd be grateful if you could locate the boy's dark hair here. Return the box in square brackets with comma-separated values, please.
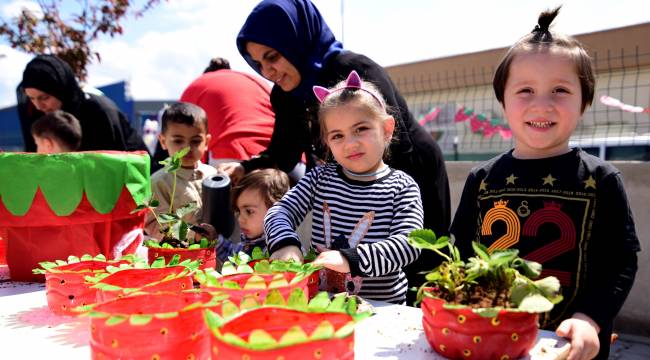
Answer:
[493, 7, 595, 113]
[31, 110, 82, 151]
[232, 169, 290, 209]
[160, 102, 208, 134]
[203, 57, 231, 73]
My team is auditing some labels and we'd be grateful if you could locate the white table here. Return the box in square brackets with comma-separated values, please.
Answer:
[0, 266, 568, 359]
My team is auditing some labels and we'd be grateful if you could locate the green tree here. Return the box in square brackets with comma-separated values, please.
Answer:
[0, 0, 164, 81]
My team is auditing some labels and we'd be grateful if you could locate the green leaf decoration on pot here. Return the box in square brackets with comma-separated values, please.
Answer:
[32, 254, 135, 274]
[78, 291, 225, 327]
[203, 289, 371, 351]
[193, 259, 319, 289]
[0, 152, 150, 216]
[408, 228, 563, 314]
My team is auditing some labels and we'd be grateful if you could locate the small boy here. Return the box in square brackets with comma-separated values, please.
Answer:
[451, 8, 640, 360]
[144, 102, 216, 239]
[31, 110, 82, 153]
[215, 168, 290, 262]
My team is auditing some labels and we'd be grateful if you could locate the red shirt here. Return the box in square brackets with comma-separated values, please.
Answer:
[180, 70, 275, 161]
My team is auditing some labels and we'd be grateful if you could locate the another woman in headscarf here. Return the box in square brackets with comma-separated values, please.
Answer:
[18, 54, 147, 153]
[219, 0, 451, 304]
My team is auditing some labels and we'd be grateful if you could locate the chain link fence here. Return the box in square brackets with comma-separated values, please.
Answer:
[393, 47, 650, 161]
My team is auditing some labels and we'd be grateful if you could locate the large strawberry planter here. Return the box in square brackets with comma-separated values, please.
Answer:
[195, 259, 318, 304]
[86, 256, 198, 302]
[0, 151, 150, 281]
[421, 294, 539, 360]
[81, 291, 224, 360]
[32, 254, 135, 315]
[205, 289, 370, 360]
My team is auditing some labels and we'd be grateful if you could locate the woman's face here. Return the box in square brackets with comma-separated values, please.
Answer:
[24, 88, 63, 113]
[246, 42, 301, 92]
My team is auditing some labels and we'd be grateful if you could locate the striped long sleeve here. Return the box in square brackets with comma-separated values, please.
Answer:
[264, 164, 424, 303]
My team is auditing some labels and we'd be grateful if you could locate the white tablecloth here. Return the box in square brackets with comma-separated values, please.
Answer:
[0, 266, 567, 359]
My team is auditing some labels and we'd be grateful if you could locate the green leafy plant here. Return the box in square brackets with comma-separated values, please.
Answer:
[133, 147, 215, 249]
[407, 229, 563, 313]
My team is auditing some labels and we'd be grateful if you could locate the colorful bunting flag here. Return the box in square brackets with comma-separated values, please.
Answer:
[600, 95, 650, 113]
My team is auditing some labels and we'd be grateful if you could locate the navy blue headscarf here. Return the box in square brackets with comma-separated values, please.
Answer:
[237, 0, 344, 101]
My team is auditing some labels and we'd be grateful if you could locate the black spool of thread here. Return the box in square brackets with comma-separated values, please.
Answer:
[201, 173, 235, 238]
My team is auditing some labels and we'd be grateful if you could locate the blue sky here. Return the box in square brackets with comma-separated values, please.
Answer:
[0, 0, 648, 108]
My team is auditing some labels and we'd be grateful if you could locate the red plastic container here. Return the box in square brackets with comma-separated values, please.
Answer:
[95, 266, 193, 302]
[209, 307, 355, 360]
[200, 272, 309, 304]
[421, 295, 539, 360]
[44, 259, 129, 315]
[147, 246, 218, 270]
[248, 258, 320, 299]
[89, 292, 212, 360]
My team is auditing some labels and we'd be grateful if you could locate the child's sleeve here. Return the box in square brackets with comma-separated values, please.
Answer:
[575, 172, 640, 331]
[340, 180, 423, 277]
[449, 171, 482, 260]
[264, 168, 317, 253]
[144, 174, 172, 239]
[215, 235, 243, 263]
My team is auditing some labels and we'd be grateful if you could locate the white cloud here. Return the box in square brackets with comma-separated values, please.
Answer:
[1, 0, 41, 19]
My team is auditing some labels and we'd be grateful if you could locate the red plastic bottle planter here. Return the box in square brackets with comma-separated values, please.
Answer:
[85, 291, 220, 360]
[93, 266, 194, 303]
[0, 152, 151, 281]
[204, 290, 370, 360]
[248, 258, 320, 299]
[421, 296, 539, 360]
[34, 255, 133, 315]
[200, 272, 310, 304]
[147, 246, 218, 270]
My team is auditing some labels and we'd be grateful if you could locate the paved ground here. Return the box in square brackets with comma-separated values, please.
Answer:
[610, 334, 650, 359]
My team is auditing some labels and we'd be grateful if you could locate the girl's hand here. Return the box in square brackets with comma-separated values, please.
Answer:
[555, 312, 600, 360]
[312, 250, 350, 273]
[270, 245, 304, 263]
[216, 162, 245, 185]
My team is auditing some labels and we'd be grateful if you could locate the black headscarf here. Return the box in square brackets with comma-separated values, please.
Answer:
[18, 54, 147, 154]
[20, 55, 85, 113]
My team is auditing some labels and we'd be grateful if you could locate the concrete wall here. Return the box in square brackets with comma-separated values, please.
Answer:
[446, 162, 650, 336]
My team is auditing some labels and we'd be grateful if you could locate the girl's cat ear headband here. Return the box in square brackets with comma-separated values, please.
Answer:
[312, 70, 385, 110]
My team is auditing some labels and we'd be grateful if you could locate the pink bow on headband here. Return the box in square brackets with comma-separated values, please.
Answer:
[312, 70, 385, 109]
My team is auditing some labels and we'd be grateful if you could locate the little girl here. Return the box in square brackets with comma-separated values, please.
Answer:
[215, 168, 290, 262]
[451, 8, 639, 360]
[264, 71, 423, 304]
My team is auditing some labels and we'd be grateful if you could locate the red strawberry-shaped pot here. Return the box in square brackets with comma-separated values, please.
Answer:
[87, 292, 217, 360]
[94, 266, 193, 302]
[421, 295, 539, 360]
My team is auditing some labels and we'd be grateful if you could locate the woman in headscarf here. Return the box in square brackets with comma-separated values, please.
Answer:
[219, 0, 451, 304]
[19, 54, 147, 153]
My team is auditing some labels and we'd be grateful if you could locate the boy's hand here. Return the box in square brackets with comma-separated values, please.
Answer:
[270, 245, 303, 263]
[556, 312, 600, 360]
[312, 250, 350, 273]
[192, 223, 217, 241]
[217, 162, 245, 185]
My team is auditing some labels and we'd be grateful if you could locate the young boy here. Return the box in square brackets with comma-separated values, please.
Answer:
[31, 110, 82, 153]
[215, 168, 290, 262]
[144, 102, 217, 239]
[451, 8, 640, 360]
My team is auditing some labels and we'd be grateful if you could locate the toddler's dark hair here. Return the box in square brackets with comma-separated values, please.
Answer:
[231, 169, 290, 209]
[31, 110, 82, 151]
[161, 102, 208, 134]
[204, 57, 231, 73]
[493, 7, 595, 113]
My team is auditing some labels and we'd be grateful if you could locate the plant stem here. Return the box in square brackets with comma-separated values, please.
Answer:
[169, 171, 177, 214]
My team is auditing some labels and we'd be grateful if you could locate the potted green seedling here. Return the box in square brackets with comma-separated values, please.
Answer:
[407, 229, 563, 360]
[134, 147, 218, 269]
